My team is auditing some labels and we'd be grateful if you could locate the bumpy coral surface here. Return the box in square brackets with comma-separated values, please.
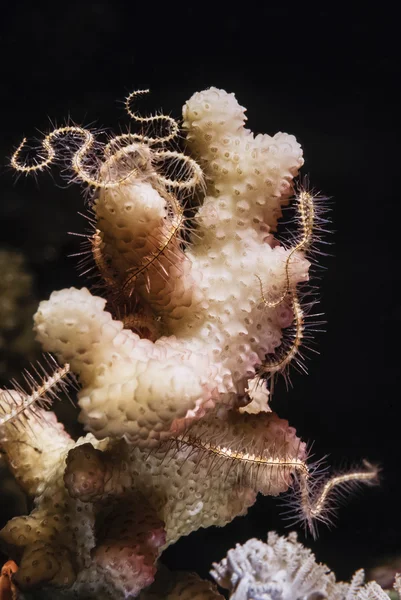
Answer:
[0, 87, 341, 599]
[0, 393, 305, 597]
[64, 410, 305, 545]
[34, 87, 308, 447]
[0, 401, 168, 599]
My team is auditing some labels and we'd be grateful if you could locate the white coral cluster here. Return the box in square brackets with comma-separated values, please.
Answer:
[211, 532, 400, 600]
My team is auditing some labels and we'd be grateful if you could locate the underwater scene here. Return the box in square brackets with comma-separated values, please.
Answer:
[0, 5, 399, 599]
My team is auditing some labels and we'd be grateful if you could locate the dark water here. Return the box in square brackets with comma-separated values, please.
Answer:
[0, 4, 399, 588]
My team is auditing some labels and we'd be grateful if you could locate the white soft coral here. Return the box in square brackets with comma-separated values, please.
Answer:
[210, 532, 399, 600]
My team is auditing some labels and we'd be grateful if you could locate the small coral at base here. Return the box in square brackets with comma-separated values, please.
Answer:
[211, 532, 400, 600]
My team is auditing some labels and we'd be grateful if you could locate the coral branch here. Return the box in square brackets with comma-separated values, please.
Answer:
[1, 86, 380, 599]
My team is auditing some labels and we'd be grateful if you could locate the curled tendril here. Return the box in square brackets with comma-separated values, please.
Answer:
[256, 189, 315, 309]
[258, 292, 304, 376]
[11, 126, 141, 189]
[122, 208, 185, 294]
[103, 90, 180, 155]
[11, 126, 88, 174]
[296, 460, 379, 538]
[256, 187, 316, 376]
[152, 150, 205, 191]
[167, 418, 378, 538]
[91, 229, 118, 289]
[11, 91, 203, 196]
[124, 89, 180, 144]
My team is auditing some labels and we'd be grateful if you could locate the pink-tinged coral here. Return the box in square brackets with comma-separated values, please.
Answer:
[63, 410, 306, 545]
[93, 496, 166, 597]
[0, 399, 304, 597]
[0, 404, 167, 598]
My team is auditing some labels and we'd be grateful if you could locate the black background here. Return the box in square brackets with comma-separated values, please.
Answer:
[0, 2, 400, 586]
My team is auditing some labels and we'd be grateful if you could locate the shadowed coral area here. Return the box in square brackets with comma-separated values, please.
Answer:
[93, 496, 166, 597]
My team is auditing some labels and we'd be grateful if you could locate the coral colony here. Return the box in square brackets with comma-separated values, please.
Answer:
[209, 533, 401, 600]
[0, 88, 382, 598]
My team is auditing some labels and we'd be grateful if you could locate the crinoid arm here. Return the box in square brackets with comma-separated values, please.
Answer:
[0, 355, 73, 431]
[0, 355, 75, 497]
[279, 458, 380, 539]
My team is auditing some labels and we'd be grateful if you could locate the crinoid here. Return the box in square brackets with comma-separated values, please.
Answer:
[0, 87, 378, 599]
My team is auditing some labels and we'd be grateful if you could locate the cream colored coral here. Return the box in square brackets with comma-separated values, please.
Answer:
[0, 403, 305, 597]
[1, 86, 382, 600]
[0, 402, 168, 598]
[63, 410, 305, 546]
[183, 87, 304, 232]
[240, 377, 271, 414]
[33, 88, 309, 446]
[34, 287, 219, 445]
[0, 391, 73, 496]
[0, 403, 99, 593]
[0, 87, 316, 599]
